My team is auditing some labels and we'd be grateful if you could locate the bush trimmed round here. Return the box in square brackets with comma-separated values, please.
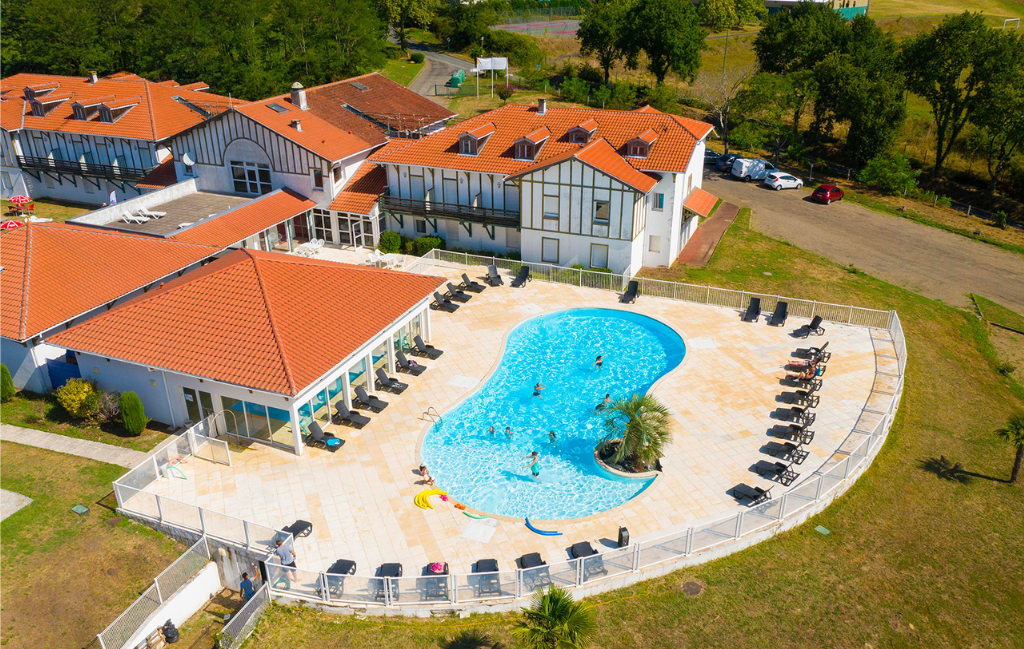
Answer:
[120, 392, 149, 437]
[0, 363, 14, 402]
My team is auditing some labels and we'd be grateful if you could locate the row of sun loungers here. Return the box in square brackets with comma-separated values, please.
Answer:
[120, 207, 167, 224]
[741, 299, 829, 339]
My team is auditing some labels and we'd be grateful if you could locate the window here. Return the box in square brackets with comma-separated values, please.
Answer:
[572, 130, 588, 143]
[648, 235, 662, 253]
[312, 208, 334, 243]
[313, 169, 324, 189]
[516, 143, 534, 160]
[446, 219, 460, 243]
[541, 237, 559, 264]
[590, 244, 609, 269]
[593, 200, 610, 226]
[460, 138, 476, 155]
[652, 193, 664, 211]
[629, 143, 648, 158]
[184, 164, 194, 176]
[333, 166, 342, 183]
[231, 161, 272, 195]
[415, 218, 427, 234]
[543, 196, 559, 220]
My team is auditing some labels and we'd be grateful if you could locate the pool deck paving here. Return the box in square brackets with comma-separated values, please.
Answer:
[138, 264, 893, 578]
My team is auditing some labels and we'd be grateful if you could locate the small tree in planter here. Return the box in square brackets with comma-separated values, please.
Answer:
[120, 392, 149, 437]
[598, 393, 671, 472]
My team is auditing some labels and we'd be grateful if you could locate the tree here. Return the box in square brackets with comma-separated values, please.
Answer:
[969, 32, 1024, 193]
[119, 391, 149, 436]
[901, 13, 1014, 180]
[378, 0, 436, 51]
[698, 0, 738, 33]
[1, 364, 15, 403]
[995, 412, 1024, 484]
[734, 73, 801, 167]
[620, 0, 706, 85]
[858, 154, 920, 195]
[690, 63, 758, 154]
[512, 585, 597, 649]
[601, 393, 672, 471]
[753, 1, 849, 74]
[577, 0, 630, 86]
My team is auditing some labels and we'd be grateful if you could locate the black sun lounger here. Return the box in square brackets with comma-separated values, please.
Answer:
[518, 552, 551, 591]
[413, 335, 443, 359]
[782, 390, 820, 409]
[487, 264, 504, 286]
[395, 350, 426, 376]
[571, 541, 608, 580]
[306, 421, 343, 451]
[431, 291, 459, 312]
[375, 368, 409, 394]
[620, 280, 639, 304]
[446, 282, 472, 303]
[511, 265, 531, 288]
[795, 340, 830, 362]
[780, 406, 815, 426]
[770, 301, 788, 326]
[742, 297, 761, 322]
[765, 441, 809, 464]
[756, 460, 799, 486]
[731, 483, 772, 505]
[473, 559, 502, 597]
[423, 562, 450, 600]
[461, 273, 486, 292]
[334, 400, 371, 428]
[798, 315, 825, 338]
[772, 424, 815, 445]
[354, 386, 388, 412]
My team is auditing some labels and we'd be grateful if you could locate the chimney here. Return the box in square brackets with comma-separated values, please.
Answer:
[538, 98, 547, 115]
[290, 81, 308, 110]
[89, 71, 99, 84]
[291, 119, 302, 132]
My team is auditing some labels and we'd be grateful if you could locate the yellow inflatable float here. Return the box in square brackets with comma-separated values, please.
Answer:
[414, 489, 447, 509]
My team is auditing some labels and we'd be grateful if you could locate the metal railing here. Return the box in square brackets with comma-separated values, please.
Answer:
[96, 537, 211, 649]
[16, 155, 152, 181]
[219, 584, 271, 649]
[379, 194, 521, 227]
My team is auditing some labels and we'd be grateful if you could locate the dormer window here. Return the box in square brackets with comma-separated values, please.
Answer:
[461, 138, 476, 155]
[628, 143, 648, 158]
[98, 97, 140, 124]
[23, 82, 60, 100]
[29, 92, 72, 117]
[458, 122, 496, 156]
[70, 95, 115, 121]
[627, 129, 658, 159]
[515, 127, 550, 161]
[569, 119, 598, 144]
[516, 143, 535, 160]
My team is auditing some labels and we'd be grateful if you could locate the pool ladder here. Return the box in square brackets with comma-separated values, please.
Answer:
[423, 406, 442, 423]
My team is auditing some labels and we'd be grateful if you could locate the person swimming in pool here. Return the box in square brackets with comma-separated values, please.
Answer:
[593, 355, 604, 370]
[505, 426, 513, 438]
[595, 394, 611, 411]
[532, 382, 545, 398]
[488, 425, 495, 436]
[548, 430, 556, 444]
[522, 451, 540, 477]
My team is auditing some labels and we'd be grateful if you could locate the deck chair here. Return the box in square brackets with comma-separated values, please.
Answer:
[431, 291, 459, 313]
[461, 273, 486, 292]
[731, 483, 772, 505]
[772, 424, 814, 445]
[306, 421, 342, 451]
[742, 297, 761, 322]
[796, 341, 831, 363]
[486, 264, 504, 286]
[121, 210, 148, 224]
[334, 400, 370, 428]
[518, 552, 551, 591]
[770, 301, 789, 326]
[375, 368, 408, 394]
[354, 386, 388, 412]
[782, 391, 819, 409]
[620, 280, 639, 304]
[395, 350, 426, 376]
[473, 559, 502, 597]
[413, 335, 443, 359]
[765, 441, 809, 465]
[137, 207, 167, 218]
[446, 282, 472, 303]
[780, 406, 815, 426]
[322, 559, 357, 598]
[571, 541, 607, 580]
[756, 460, 799, 486]
[510, 265, 531, 288]
[798, 315, 825, 338]
[423, 563, 450, 600]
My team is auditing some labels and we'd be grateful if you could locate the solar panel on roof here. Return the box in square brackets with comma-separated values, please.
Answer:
[351, 82, 370, 91]
[268, 103, 289, 113]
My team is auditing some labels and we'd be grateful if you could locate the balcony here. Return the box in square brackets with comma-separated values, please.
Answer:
[379, 193, 520, 228]
[16, 156, 153, 181]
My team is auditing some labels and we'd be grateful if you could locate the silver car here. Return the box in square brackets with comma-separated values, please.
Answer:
[764, 172, 803, 191]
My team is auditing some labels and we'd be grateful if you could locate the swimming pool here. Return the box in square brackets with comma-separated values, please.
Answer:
[420, 308, 686, 520]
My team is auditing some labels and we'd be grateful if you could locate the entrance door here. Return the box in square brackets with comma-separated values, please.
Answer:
[182, 387, 215, 424]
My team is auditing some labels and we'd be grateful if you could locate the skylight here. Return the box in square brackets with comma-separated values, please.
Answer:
[351, 82, 370, 91]
[268, 103, 289, 113]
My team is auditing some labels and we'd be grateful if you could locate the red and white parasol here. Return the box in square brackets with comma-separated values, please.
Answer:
[9, 195, 31, 206]
[0, 220, 24, 230]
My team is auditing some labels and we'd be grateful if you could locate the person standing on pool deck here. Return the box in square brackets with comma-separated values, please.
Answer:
[593, 355, 604, 370]
[532, 382, 545, 398]
[522, 451, 541, 477]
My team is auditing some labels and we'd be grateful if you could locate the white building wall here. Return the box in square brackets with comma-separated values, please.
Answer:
[520, 230, 635, 271]
[1, 338, 65, 393]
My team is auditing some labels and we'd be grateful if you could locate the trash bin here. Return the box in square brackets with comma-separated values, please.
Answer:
[618, 527, 629, 547]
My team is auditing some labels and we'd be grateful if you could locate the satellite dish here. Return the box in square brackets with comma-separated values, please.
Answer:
[181, 152, 195, 166]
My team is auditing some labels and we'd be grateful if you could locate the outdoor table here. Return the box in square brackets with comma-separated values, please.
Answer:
[282, 519, 313, 538]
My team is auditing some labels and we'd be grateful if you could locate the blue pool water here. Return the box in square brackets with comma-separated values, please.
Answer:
[420, 308, 686, 520]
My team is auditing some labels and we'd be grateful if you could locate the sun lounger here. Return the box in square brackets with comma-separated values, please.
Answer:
[620, 280, 639, 304]
[354, 386, 388, 412]
[756, 460, 799, 486]
[431, 291, 459, 312]
[765, 441, 809, 464]
[137, 207, 167, 218]
[571, 541, 608, 580]
[375, 368, 409, 394]
[473, 559, 503, 597]
[731, 483, 772, 505]
[796, 341, 831, 364]
[395, 350, 427, 376]
[742, 297, 761, 322]
[446, 282, 472, 303]
[772, 424, 814, 445]
[461, 273, 486, 292]
[374, 563, 402, 602]
[782, 391, 820, 409]
[306, 421, 342, 451]
[486, 264, 504, 286]
[334, 400, 371, 428]
[322, 559, 357, 598]
[510, 265, 531, 288]
[518, 552, 551, 591]
[121, 210, 149, 224]
[423, 562, 450, 600]
[797, 315, 825, 338]
[780, 406, 815, 426]
[413, 335, 443, 359]
[770, 301, 788, 326]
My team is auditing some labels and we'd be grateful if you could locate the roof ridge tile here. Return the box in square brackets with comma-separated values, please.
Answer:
[246, 250, 298, 395]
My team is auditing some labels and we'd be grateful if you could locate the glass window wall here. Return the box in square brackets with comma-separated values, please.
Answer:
[267, 406, 293, 448]
[372, 340, 389, 374]
[244, 402, 271, 442]
[349, 358, 368, 397]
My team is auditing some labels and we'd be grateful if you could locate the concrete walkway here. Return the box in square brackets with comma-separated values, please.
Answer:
[676, 202, 740, 266]
[0, 424, 148, 469]
[1, 489, 33, 521]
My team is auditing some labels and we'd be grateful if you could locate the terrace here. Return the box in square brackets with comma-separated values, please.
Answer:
[104, 192, 251, 235]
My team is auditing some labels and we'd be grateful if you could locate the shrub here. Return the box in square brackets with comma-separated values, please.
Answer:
[644, 84, 678, 112]
[119, 392, 149, 436]
[410, 52, 425, 64]
[995, 211, 1008, 230]
[592, 85, 611, 108]
[93, 391, 121, 425]
[577, 62, 603, 85]
[609, 81, 638, 110]
[561, 76, 590, 103]
[56, 378, 97, 419]
[413, 236, 445, 256]
[858, 154, 921, 195]
[378, 231, 402, 254]
[0, 363, 14, 402]
[570, 263, 585, 269]
[497, 84, 517, 103]
[483, 30, 543, 67]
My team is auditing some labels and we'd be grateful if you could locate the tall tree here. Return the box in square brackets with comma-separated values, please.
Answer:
[620, 0, 706, 85]
[734, 72, 801, 167]
[698, 0, 763, 32]
[378, 0, 436, 51]
[689, 62, 758, 154]
[577, 0, 631, 86]
[753, 1, 849, 74]
[902, 12, 1013, 180]
[969, 32, 1024, 193]
[995, 412, 1024, 484]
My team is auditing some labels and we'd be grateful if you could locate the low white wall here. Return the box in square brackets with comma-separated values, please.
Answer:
[123, 562, 221, 649]
[70, 179, 198, 226]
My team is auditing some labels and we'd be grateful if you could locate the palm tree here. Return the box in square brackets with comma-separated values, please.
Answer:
[512, 585, 597, 649]
[601, 393, 672, 471]
[995, 411, 1024, 484]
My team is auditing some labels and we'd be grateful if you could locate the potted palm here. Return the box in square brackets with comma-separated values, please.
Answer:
[597, 393, 671, 474]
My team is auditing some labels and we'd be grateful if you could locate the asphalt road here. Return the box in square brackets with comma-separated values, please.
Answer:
[403, 40, 473, 106]
[702, 170, 1024, 313]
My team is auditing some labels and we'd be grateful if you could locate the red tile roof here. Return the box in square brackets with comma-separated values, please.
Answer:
[170, 189, 316, 248]
[0, 223, 217, 341]
[0, 73, 241, 140]
[372, 104, 713, 176]
[46, 249, 447, 395]
[329, 163, 387, 215]
[683, 187, 718, 217]
[467, 122, 496, 139]
[508, 138, 658, 193]
[137, 157, 178, 189]
[522, 127, 551, 144]
[233, 97, 379, 162]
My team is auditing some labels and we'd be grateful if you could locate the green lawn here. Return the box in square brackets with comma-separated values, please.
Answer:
[0, 443, 185, 649]
[975, 295, 1024, 331]
[2, 198, 90, 223]
[240, 203, 1024, 648]
[379, 58, 425, 88]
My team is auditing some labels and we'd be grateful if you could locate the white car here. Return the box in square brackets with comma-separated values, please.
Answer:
[764, 172, 803, 191]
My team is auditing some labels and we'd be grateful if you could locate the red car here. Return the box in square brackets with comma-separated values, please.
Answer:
[811, 184, 844, 204]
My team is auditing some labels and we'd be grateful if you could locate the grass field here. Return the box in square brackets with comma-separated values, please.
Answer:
[239, 201, 1024, 648]
[1, 198, 90, 223]
[379, 58, 425, 88]
[0, 443, 185, 649]
[869, 0, 1024, 18]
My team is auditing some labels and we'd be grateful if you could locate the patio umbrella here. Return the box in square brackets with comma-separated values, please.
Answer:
[9, 195, 31, 206]
[0, 220, 23, 229]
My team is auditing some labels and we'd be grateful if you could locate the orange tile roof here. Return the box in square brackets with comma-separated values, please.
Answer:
[522, 127, 551, 144]
[137, 157, 178, 188]
[467, 122, 496, 139]
[508, 138, 658, 193]
[46, 249, 447, 395]
[233, 97, 378, 162]
[0, 73, 241, 140]
[372, 104, 713, 176]
[170, 189, 316, 248]
[635, 128, 658, 144]
[329, 163, 387, 215]
[0, 222, 217, 341]
[683, 187, 718, 217]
